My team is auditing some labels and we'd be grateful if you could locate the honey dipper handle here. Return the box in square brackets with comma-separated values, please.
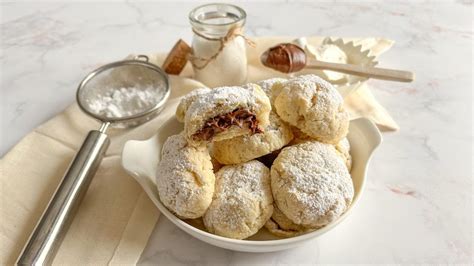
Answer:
[307, 59, 415, 82]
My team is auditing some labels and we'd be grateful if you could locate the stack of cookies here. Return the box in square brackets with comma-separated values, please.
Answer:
[156, 74, 354, 239]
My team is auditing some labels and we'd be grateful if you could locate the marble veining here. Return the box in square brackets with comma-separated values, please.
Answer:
[1, 0, 472, 264]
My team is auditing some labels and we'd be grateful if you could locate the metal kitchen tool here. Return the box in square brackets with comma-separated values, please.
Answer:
[17, 55, 170, 265]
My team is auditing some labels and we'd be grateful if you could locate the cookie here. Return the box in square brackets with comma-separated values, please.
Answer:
[289, 128, 352, 171]
[184, 84, 271, 146]
[335, 137, 352, 171]
[203, 160, 273, 239]
[156, 133, 215, 219]
[175, 87, 211, 123]
[288, 126, 313, 145]
[264, 204, 315, 238]
[256, 78, 287, 106]
[271, 141, 354, 228]
[274, 74, 349, 144]
[211, 112, 294, 165]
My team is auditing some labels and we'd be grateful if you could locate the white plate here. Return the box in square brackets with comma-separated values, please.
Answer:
[121, 115, 382, 252]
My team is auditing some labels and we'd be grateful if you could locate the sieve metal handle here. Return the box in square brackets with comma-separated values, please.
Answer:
[17, 129, 110, 265]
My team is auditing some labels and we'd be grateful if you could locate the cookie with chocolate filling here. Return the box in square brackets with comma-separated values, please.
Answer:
[211, 111, 293, 165]
[184, 84, 271, 146]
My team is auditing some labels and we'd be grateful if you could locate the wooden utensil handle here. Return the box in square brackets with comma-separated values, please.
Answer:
[307, 59, 414, 82]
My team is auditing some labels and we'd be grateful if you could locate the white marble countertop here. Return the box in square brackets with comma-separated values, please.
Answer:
[1, 0, 472, 264]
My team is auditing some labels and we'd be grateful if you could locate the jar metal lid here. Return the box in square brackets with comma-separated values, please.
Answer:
[189, 3, 246, 27]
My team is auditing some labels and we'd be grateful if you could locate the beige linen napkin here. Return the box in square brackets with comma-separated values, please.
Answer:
[0, 36, 396, 265]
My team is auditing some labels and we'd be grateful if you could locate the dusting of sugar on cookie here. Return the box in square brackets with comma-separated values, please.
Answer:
[184, 84, 271, 146]
[185, 86, 257, 120]
[256, 78, 287, 104]
[156, 133, 215, 219]
[175, 87, 212, 122]
[271, 141, 353, 228]
[274, 74, 349, 144]
[203, 160, 273, 239]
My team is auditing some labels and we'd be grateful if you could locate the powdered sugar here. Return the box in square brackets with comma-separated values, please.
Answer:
[256, 78, 287, 103]
[203, 160, 273, 239]
[185, 85, 258, 121]
[282, 74, 343, 108]
[156, 133, 215, 219]
[175, 87, 212, 122]
[274, 74, 349, 144]
[183, 84, 272, 146]
[271, 141, 354, 228]
[85, 86, 161, 118]
[216, 160, 271, 199]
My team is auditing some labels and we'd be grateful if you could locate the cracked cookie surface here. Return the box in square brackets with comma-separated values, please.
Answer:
[264, 204, 316, 238]
[184, 84, 271, 146]
[203, 160, 273, 239]
[156, 133, 215, 219]
[257, 78, 287, 106]
[289, 128, 352, 171]
[211, 112, 294, 165]
[175, 87, 211, 123]
[274, 74, 349, 144]
[271, 141, 354, 228]
[335, 137, 352, 171]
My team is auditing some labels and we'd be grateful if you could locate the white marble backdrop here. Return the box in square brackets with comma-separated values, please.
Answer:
[1, 0, 472, 264]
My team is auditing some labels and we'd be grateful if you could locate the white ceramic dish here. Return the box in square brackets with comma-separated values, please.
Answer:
[293, 37, 378, 98]
[121, 115, 382, 252]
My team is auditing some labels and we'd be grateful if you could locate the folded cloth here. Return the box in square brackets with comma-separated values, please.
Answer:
[0, 36, 396, 265]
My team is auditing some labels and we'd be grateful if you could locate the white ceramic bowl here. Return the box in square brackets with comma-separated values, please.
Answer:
[121, 115, 382, 252]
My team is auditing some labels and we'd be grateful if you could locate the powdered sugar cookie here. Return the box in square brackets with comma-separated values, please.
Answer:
[274, 74, 349, 144]
[271, 141, 354, 228]
[211, 112, 294, 165]
[289, 128, 352, 171]
[256, 78, 287, 106]
[335, 137, 352, 171]
[184, 84, 271, 146]
[203, 160, 273, 239]
[264, 204, 315, 238]
[288, 126, 313, 145]
[156, 133, 215, 219]
[175, 87, 211, 122]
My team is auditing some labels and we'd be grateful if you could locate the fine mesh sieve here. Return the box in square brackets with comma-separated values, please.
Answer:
[18, 55, 170, 265]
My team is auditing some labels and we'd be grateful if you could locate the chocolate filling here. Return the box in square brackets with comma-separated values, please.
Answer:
[193, 108, 263, 141]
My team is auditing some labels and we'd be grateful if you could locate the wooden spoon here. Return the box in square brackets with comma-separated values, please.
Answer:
[261, 43, 414, 82]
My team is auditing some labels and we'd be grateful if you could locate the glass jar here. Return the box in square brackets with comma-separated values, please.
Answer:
[189, 4, 248, 87]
